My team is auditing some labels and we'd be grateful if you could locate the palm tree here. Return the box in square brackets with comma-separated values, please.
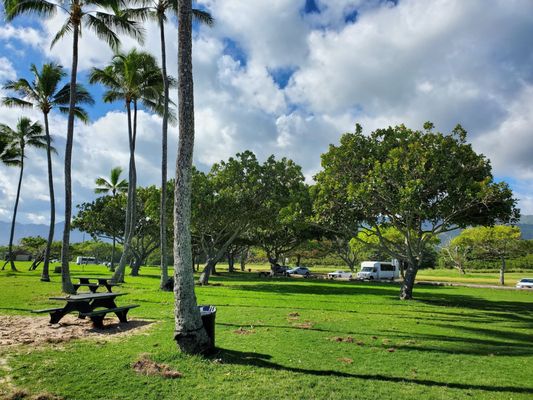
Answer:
[0, 118, 48, 271]
[174, 0, 211, 355]
[3, 0, 144, 294]
[94, 166, 128, 270]
[90, 49, 167, 283]
[2, 63, 94, 282]
[139, 0, 213, 292]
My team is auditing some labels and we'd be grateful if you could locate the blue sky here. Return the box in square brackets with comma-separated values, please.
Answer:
[1, 0, 533, 228]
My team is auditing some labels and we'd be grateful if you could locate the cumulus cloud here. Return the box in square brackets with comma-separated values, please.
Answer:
[1, 0, 533, 225]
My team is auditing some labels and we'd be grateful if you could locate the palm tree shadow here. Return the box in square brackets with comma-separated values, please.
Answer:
[211, 348, 533, 395]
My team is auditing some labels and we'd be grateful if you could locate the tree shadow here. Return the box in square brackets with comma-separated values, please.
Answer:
[211, 348, 533, 395]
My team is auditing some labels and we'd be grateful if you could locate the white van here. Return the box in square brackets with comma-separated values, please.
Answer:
[76, 256, 96, 265]
[357, 261, 399, 280]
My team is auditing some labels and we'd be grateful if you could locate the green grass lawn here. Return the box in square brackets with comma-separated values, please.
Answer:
[1, 263, 532, 399]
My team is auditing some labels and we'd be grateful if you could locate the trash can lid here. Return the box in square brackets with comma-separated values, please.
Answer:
[198, 305, 216, 315]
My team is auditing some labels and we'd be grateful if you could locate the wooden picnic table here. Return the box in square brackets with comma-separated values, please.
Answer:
[33, 292, 138, 328]
[73, 276, 119, 293]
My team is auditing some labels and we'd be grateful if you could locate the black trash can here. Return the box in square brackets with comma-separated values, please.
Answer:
[198, 305, 216, 349]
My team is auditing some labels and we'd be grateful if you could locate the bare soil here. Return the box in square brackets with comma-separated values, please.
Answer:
[0, 315, 155, 348]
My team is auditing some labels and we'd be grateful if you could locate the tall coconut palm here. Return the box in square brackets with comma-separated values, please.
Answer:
[174, 0, 210, 355]
[0, 118, 48, 271]
[138, 0, 213, 292]
[94, 166, 128, 270]
[90, 49, 168, 283]
[3, 0, 144, 294]
[2, 63, 94, 282]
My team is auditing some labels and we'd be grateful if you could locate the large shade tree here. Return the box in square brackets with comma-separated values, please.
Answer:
[0, 118, 48, 271]
[174, 0, 211, 354]
[4, 0, 144, 293]
[94, 166, 128, 270]
[2, 62, 93, 281]
[314, 123, 519, 299]
[90, 49, 167, 283]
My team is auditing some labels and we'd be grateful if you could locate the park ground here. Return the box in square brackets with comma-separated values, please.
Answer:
[0, 263, 532, 400]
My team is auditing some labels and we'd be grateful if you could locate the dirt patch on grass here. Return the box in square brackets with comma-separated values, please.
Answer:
[0, 315, 155, 347]
[132, 354, 182, 378]
[233, 327, 255, 335]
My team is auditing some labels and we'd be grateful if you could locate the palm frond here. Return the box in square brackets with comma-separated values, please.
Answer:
[50, 19, 73, 49]
[192, 8, 214, 26]
[3, 78, 39, 100]
[2, 97, 34, 109]
[4, 0, 57, 21]
[84, 14, 121, 51]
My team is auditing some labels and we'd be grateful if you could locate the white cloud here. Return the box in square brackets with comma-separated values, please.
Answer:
[0, 57, 16, 80]
[2, 0, 533, 226]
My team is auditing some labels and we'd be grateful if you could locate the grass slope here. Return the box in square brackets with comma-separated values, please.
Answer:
[0, 263, 532, 400]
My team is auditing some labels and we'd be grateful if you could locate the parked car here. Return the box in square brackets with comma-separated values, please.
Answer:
[271, 264, 290, 276]
[516, 278, 533, 289]
[327, 270, 353, 279]
[287, 267, 311, 277]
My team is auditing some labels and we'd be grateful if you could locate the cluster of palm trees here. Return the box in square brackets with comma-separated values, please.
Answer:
[1, 0, 211, 292]
[1, 0, 213, 354]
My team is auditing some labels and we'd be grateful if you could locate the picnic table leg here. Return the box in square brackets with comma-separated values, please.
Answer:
[49, 302, 91, 324]
[90, 315, 105, 329]
[115, 309, 130, 323]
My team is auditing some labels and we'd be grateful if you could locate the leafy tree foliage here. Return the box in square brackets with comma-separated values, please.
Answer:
[450, 225, 523, 285]
[314, 122, 519, 299]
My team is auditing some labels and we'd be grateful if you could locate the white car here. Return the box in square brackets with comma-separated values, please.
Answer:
[516, 278, 533, 289]
[327, 270, 353, 279]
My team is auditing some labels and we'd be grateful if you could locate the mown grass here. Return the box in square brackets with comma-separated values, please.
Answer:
[244, 262, 528, 286]
[0, 263, 532, 400]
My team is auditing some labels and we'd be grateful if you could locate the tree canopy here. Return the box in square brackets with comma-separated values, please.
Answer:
[314, 122, 519, 299]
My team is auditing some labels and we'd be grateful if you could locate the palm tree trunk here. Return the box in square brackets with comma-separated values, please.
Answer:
[60, 24, 79, 294]
[174, 0, 210, 355]
[159, 14, 170, 291]
[112, 101, 135, 283]
[110, 235, 116, 271]
[6, 154, 23, 272]
[41, 112, 53, 282]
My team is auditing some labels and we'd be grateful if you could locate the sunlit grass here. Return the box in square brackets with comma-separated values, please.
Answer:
[0, 263, 532, 399]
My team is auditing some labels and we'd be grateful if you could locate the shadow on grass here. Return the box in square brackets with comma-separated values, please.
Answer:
[232, 280, 399, 298]
[213, 348, 533, 395]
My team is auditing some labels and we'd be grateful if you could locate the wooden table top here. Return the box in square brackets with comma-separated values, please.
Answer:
[49, 292, 126, 301]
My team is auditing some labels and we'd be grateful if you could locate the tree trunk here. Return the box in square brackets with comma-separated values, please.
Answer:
[268, 254, 279, 271]
[130, 257, 141, 276]
[5, 154, 23, 272]
[499, 257, 505, 286]
[60, 25, 79, 295]
[110, 236, 116, 271]
[41, 112, 53, 282]
[174, 0, 211, 355]
[159, 13, 170, 291]
[227, 253, 235, 272]
[112, 100, 136, 284]
[399, 262, 418, 300]
[199, 258, 216, 285]
[296, 254, 301, 266]
[240, 247, 248, 271]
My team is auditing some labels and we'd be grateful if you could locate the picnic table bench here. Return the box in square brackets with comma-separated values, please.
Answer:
[73, 276, 120, 293]
[32, 292, 138, 328]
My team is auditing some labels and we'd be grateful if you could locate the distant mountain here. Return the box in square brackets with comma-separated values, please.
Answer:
[0, 221, 86, 245]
